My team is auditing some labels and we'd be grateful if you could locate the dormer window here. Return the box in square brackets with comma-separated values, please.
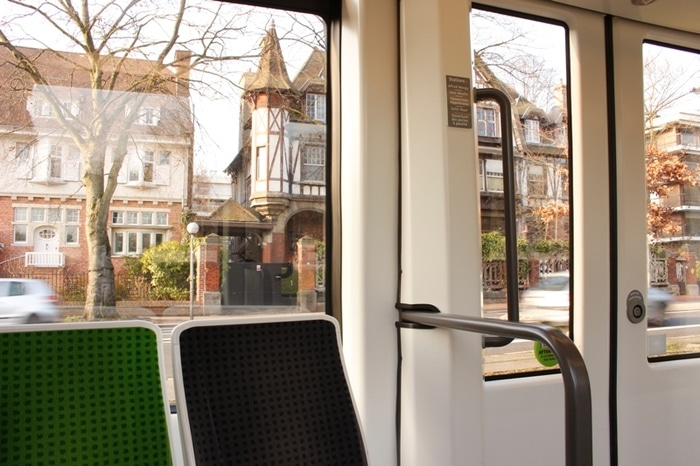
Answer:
[306, 93, 326, 122]
[136, 107, 161, 126]
[477, 107, 500, 137]
[524, 119, 541, 144]
[30, 98, 54, 118]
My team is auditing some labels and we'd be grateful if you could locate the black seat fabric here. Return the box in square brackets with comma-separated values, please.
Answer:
[174, 315, 368, 465]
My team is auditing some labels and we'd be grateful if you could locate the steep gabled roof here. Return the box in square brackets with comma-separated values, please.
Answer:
[473, 52, 546, 121]
[246, 23, 295, 93]
[293, 48, 325, 94]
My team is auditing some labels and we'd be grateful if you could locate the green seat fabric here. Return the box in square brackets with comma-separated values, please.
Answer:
[0, 322, 173, 465]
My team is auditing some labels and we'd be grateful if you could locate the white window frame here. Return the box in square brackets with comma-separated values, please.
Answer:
[306, 93, 326, 122]
[112, 229, 165, 255]
[13, 225, 27, 243]
[65, 225, 79, 245]
[302, 145, 325, 182]
[477, 107, 500, 137]
[524, 119, 541, 144]
[49, 144, 63, 179]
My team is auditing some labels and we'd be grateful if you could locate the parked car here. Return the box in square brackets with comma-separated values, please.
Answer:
[0, 279, 59, 324]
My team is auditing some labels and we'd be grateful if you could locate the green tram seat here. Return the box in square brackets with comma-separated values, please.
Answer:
[171, 313, 368, 465]
[0, 321, 176, 465]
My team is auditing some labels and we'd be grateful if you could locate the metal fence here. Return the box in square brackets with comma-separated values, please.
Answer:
[8, 269, 153, 302]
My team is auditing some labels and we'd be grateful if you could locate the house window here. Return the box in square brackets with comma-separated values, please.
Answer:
[14, 225, 27, 243]
[302, 145, 325, 182]
[49, 145, 62, 178]
[482, 159, 504, 192]
[256, 147, 266, 180]
[524, 119, 541, 144]
[678, 129, 700, 147]
[112, 210, 167, 226]
[477, 107, 500, 137]
[112, 230, 165, 255]
[14, 207, 28, 222]
[61, 100, 79, 119]
[159, 151, 171, 165]
[144, 151, 154, 182]
[136, 107, 161, 126]
[155, 212, 167, 225]
[129, 150, 155, 183]
[16, 143, 33, 179]
[31, 98, 54, 118]
[31, 208, 45, 223]
[48, 208, 62, 223]
[64, 146, 81, 181]
[65, 225, 78, 244]
[528, 165, 547, 197]
[66, 209, 79, 223]
[39, 229, 56, 240]
[306, 93, 326, 122]
[486, 170, 504, 192]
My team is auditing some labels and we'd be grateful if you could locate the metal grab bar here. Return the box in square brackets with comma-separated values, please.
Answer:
[476, 88, 519, 349]
[398, 306, 592, 466]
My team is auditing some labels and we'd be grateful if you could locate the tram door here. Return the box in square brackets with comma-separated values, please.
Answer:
[612, 18, 700, 465]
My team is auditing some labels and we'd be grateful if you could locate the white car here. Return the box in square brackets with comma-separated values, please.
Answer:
[0, 279, 60, 324]
[520, 271, 570, 312]
[520, 271, 672, 326]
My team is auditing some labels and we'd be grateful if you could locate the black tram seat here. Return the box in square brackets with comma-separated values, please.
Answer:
[171, 313, 368, 465]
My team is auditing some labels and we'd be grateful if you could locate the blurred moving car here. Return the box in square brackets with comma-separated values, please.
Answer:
[520, 271, 673, 326]
[647, 286, 673, 327]
[520, 271, 570, 312]
[0, 279, 59, 324]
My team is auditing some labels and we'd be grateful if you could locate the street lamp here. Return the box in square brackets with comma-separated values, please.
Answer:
[186, 222, 200, 320]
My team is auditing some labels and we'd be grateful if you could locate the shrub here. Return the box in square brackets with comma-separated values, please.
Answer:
[140, 241, 190, 300]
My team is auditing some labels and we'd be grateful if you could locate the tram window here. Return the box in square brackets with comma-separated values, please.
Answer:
[644, 43, 700, 360]
[0, 1, 329, 400]
[471, 8, 570, 377]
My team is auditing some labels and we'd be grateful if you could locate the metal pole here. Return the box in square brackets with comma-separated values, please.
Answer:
[186, 222, 199, 320]
[189, 236, 194, 320]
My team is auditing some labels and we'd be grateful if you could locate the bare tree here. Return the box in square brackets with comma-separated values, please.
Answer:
[0, 0, 260, 319]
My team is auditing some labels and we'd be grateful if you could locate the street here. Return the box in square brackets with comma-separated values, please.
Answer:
[153, 298, 700, 402]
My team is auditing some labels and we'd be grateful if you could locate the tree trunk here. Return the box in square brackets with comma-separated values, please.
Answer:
[83, 148, 120, 320]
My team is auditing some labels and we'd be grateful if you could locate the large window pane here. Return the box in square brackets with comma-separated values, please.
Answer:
[471, 8, 570, 376]
[644, 43, 700, 359]
[0, 4, 327, 321]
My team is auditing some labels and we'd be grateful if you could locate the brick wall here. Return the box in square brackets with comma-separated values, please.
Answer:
[0, 195, 184, 277]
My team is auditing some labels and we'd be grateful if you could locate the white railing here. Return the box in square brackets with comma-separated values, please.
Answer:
[25, 252, 65, 267]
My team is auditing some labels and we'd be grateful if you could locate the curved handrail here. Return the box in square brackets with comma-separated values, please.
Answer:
[476, 88, 519, 348]
[398, 306, 592, 466]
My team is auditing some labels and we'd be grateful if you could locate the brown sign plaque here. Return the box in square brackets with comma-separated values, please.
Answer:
[446, 75, 472, 129]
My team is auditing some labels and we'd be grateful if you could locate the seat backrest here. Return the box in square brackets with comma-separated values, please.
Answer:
[0, 321, 175, 465]
[172, 313, 368, 465]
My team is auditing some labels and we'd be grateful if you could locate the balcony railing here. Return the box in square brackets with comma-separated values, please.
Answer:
[25, 252, 65, 268]
[657, 192, 700, 209]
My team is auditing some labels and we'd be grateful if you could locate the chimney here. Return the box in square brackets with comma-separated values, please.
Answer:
[174, 50, 192, 97]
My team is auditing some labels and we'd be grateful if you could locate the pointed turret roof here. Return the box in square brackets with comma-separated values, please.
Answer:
[247, 22, 295, 92]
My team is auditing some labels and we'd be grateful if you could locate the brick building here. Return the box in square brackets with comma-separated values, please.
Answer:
[0, 45, 193, 281]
